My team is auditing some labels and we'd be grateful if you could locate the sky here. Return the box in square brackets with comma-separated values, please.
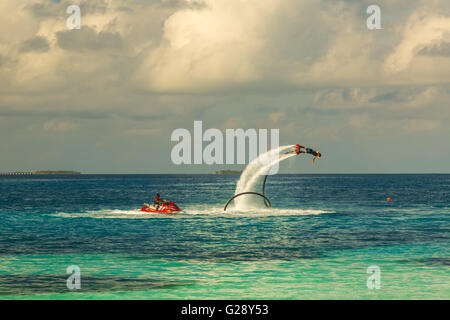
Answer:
[1, 0, 450, 173]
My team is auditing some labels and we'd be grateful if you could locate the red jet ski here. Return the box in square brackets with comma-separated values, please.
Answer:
[140, 201, 181, 214]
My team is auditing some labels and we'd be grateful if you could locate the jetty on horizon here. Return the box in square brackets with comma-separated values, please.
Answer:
[0, 171, 81, 176]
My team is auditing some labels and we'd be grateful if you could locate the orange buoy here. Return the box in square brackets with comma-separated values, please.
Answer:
[387, 197, 391, 202]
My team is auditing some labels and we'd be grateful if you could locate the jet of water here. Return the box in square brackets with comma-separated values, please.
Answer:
[234, 145, 296, 210]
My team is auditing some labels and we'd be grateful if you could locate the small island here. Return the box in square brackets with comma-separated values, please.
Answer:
[215, 170, 242, 175]
[0, 171, 81, 175]
[34, 171, 81, 175]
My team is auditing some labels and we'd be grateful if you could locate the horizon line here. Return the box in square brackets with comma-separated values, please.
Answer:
[2, 172, 449, 175]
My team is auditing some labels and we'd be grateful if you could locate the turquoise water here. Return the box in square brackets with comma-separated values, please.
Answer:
[0, 174, 449, 299]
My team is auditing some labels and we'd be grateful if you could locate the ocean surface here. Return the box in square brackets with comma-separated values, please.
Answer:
[0, 174, 448, 299]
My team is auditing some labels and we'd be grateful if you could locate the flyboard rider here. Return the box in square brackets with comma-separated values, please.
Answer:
[286, 144, 322, 165]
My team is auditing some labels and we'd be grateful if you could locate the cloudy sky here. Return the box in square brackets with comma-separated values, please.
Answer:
[1, 0, 449, 173]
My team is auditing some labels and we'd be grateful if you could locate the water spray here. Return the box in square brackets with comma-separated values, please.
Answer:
[224, 144, 322, 211]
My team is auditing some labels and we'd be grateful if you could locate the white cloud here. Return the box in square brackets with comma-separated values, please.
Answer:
[135, 0, 277, 92]
[1, 0, 450, 98]
[0, 0, 449, 124]
[384, 11, 450, 73]
[43, 119, 78, 132]
[314, 88, 375, 110]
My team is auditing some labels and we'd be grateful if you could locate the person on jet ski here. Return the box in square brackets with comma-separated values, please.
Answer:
[154, 193, 163, 210]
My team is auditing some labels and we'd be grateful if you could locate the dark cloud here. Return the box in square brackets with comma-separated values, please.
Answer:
[26, 2, 60, 18]
[117, 6, 134, 13]
[56, 27, 123, 51]
[0, 109, 110, 120]
[0, 104, 169, 122]
[419, 42, 450, 56]
[369, 91, 399, 103]
[20, 36, 50, 53]
[27, 0, 108, 18]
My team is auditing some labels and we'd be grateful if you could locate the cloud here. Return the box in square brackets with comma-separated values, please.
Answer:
[43, 119, 78, 132]
[314, 88, 379, 110]
[312, 85, 446, 112]
[133, 0, 450, 92]
[135, 0, 370, 91]
[384, 11, 450, 73]
[20, 36, 50, 53]
[1, 0, 449, 99]
[135, 0, 274, 92]
[0, 0, 449, 137]
[56, 27, 123, 51]
[419, 42, 450, 56]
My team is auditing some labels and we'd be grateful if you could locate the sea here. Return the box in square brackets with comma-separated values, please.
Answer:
[0, 174, 448, 299]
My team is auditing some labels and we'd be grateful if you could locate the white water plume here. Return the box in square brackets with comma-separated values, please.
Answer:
[233, 145, 296, 210]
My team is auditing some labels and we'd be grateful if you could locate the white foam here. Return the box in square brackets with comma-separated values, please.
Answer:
[50, 209, 172, 219]
[184, 206, 333, 217]
[50, 206, 334, 219]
